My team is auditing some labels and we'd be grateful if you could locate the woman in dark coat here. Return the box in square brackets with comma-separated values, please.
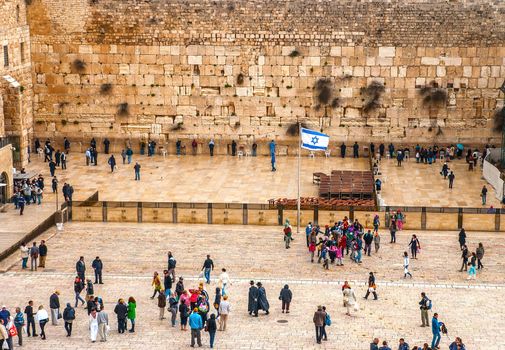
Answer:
[256, 282, 270, 315]
[279, 284, 292, 313]
[248, 281, 259, 316]
[458, 228, 466, 250]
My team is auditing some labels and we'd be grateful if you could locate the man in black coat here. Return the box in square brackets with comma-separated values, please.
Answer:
[114, 299, 128, 334]
[248, 280, 259, 316]
[24, 300, 37, 337]
[340, 143, 346, 158]
[49, 291, 60, 325]
[76, 256, 86, 282]
[92, 257, 103, 284]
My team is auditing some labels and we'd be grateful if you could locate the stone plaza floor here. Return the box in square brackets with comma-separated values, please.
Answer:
[20, 152, 500, 208]
[1, 223, 504, 349]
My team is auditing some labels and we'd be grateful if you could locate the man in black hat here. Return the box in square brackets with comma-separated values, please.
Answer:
[248, 281, 258, 316]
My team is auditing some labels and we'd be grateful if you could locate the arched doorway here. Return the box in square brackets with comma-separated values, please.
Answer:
[0, 172, 7, 204]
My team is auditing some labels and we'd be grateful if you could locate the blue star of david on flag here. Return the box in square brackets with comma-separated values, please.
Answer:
[301, 128, 329, 151]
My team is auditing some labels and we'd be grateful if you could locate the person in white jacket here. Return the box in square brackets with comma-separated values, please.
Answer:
[36, 305, 49, 339]
[89, 309, 99, 342]
[342, 286, 357, 316]
[218, 268, 231, 296]
[404, 251, 412, 278]
[20, 243, 29, 269]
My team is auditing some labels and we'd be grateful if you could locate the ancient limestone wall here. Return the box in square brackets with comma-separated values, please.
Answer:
[26, 0, 505, 153]
[0, 0, 33, 165]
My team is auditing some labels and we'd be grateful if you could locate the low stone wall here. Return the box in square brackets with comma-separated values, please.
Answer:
[70, 201, 505, 232]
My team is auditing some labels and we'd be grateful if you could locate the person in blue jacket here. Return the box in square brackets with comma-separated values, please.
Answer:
[431, 313, 441, 349]
[189, 308, 203, 347]
[269, 140, 276, 171]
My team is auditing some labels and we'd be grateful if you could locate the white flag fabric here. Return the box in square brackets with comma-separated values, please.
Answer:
[300, 128, 330, 151]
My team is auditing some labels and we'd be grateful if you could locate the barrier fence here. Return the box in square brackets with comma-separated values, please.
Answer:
[69, 198, 504, 232]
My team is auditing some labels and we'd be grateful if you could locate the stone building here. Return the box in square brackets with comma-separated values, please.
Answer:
[3, 0, 505, 159]
[0, 0, 32, 167]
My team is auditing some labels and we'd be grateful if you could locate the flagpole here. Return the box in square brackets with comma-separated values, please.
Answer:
[297, 122, 301, 234]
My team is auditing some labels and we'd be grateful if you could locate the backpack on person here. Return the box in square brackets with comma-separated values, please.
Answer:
[325, 313, 331, 326]
[427, 298, 432, 310]
[169, 258, 176, 269]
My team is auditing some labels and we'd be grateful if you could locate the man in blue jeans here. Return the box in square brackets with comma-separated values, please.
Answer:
[189, 308, 203, 347]
[134, 162, 141, 181]
[201, 255, 214, 284]
[431, 313, 441, 349]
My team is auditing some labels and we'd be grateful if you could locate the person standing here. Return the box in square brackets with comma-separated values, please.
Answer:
[97, 307, 109, 342]
[468, 252, 477, 280]
[374, 232, 381, 253]
[269, 140, 276, 171]
[167, 252, 177, 282]
[103, 138, 110, 154]
[364, 272, 378, 300]
[17, 194, 25, 215]
[163, 270, 173, 297]
[231, 140, 237, 156]
[207, 313, 217, 348]
[20, 242, 29, 269]
[36, 305, 49, 340]
[191, 139, 198, 156]
[121, 149, 126, 164]
[389, 220, 397, 243]
[60, 152, 67, 170]
[202, 255, 214, 284]
[448, 171, 455, 189]
[134, 162, 141, 181]
[218, 268, 231, 296]
[168, 292, 178, 327]
[458, 228, 466, 250]
[24, 301, 37, 337]
[408, 235, 421, 259]
[481, 185, 488, 205]
[256, 282, 270, 315]
[398, 338, 409, 350]
[460, 245, 469, 272]
[113, 299, 127, 334]
[343, 286, 357, 316]
[313, 306, 326, 344]
[419, 292, 431, 327]
[476, 243, 485, 269]
[49, 160, 56, 177]
[208, 139, 215, 156]
[363, 230, 373, 256]
[179, 299, 189, 331]
[248, 281, 259, 316]
[38, 240, 47, 268]
[0, 320, 7, 349]
[353, 142, 359, 158]
[370, 338, 380, 350]
[76, 256, 86, 282]
[305, 222, 312, 247]
[151, 271, 162, 299]
[108, 155, 116, 173]
[279, 284, 292, 313]
[51, 176, 58, 193]
[189, 308, 203, 347]
[340, 143, 346, 158]
[49, 291, 60, 325]
[55, 150, 61, 167]
[157, 290, 166, 320]
[126, 147, 133, 164]
[13, 307, 24, 346]
[92, 256, 103, 284]
[63, 303, 75, 337]
[431, 313, 441, 349]
[403, 252, 412, 278]
[89, 309, 99, 343]
[127, 297, 136, 333]
[218, 295, 230, 331]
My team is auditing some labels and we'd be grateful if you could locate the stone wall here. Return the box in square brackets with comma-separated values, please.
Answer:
[0, 144, 14, 203]
[24, 0, 505, 153]
[0, 0, 33, 166]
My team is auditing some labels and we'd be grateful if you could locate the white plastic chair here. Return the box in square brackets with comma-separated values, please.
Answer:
[309, 151, 315, 158]
[324, 149, 331, 158]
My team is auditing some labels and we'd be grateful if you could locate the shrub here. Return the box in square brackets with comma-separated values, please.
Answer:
[72, 59, 86, 73]
[118, 102, 129, 116]
[100, 83, 112, 95]
[288, 50, 300, 58]
[286, 122, 309, 136]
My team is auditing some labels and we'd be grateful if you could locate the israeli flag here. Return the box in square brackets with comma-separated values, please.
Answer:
[300, 128, 330, 151]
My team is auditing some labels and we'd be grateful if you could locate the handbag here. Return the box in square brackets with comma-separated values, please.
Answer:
[353, 303, 359, 311]
[8, 324, 18, 337]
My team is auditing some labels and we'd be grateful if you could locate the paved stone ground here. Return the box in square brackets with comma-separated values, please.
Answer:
[1, 223, 504, 349]
[20, 152, 498, 207]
